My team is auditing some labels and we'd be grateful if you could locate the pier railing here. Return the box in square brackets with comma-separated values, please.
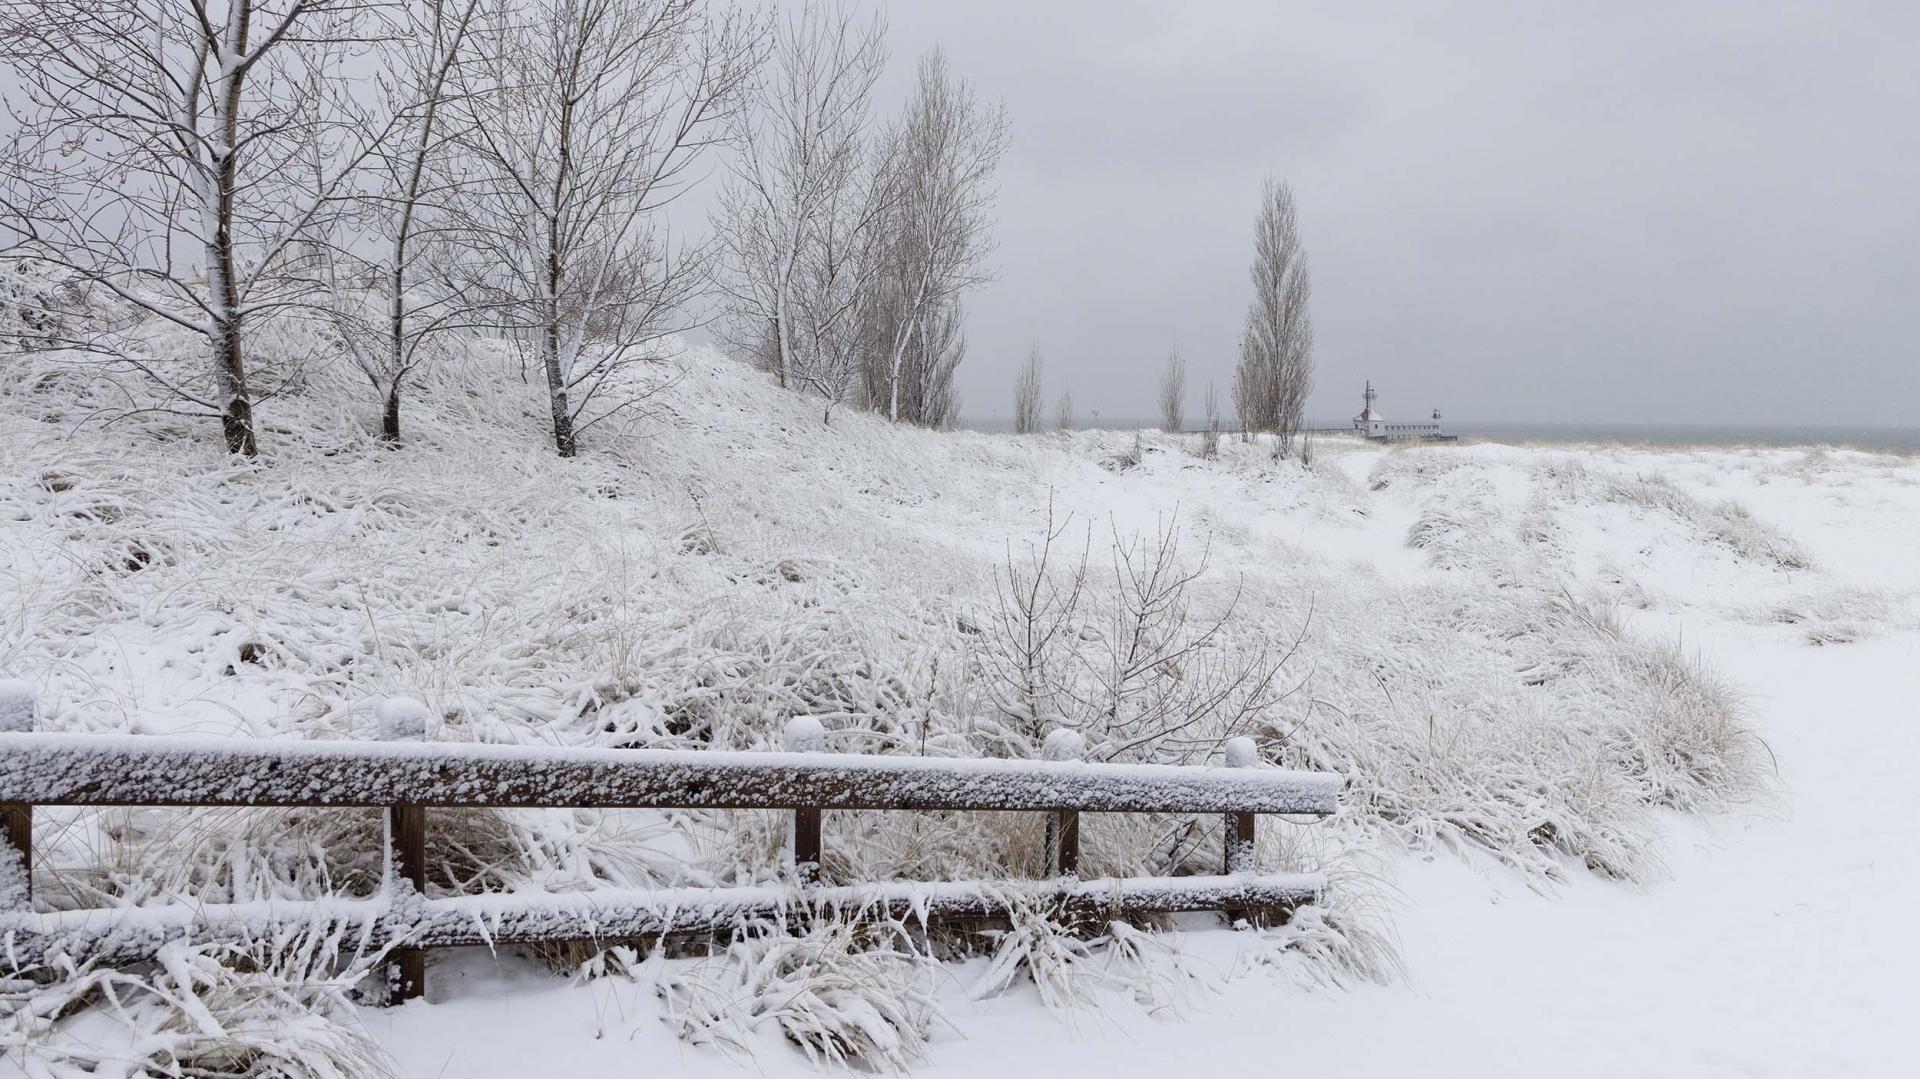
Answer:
[0, 708, 1341, 1004]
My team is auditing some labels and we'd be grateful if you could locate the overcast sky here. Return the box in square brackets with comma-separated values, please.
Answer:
[862, 1, 1919, 426]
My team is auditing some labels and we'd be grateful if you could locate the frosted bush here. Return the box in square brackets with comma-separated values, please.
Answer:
[1538, 461, 1813, 571]
[1, 929, 394, 1078]
[1749, 586, 1901, 645]
[1233, 902, 1402, 990]
[658, 919, 943, 1072]
[968, 891, 1105, 1009]
[966, 892, 1270, 1015]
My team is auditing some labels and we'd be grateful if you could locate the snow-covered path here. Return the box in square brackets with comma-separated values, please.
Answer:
[891, 628, 1917, 1079]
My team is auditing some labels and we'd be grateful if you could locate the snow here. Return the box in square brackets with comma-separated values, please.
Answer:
[0, 680, 32, 733]
[375, 697, 431, 742]
[3, 873, 1325, 970]
[1041, 729, 1085, 762]
[0, 732, 1343, 814]
[1222, 735, 1259, 770]
[784, 716, 827, 753]
[366, 427, 1918, 1078]
[3, 342, 1916, 1075]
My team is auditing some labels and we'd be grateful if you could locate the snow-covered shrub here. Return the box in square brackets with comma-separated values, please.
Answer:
[966, 891, 1279, 1014]
[1234, 902, 1402, 990]
[659, 919, 943, 1072]
[1750, 586, 1900, 645]
[975, 506, 1298, 767]
[0, 256, 92, 349]
[968, 891, 1106, 1009]
[1366, 446, 1471, 491]
[1542, 463, 1813, 571]
[2, 929, 394, 1078]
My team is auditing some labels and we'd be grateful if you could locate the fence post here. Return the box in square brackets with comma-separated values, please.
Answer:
[0, 680, 33, 909]
[1222, 737, 1258, 876]
[378, 696, 430, 1004]
[1042, 730, 1085, 877]
[785, 718, 825, 884]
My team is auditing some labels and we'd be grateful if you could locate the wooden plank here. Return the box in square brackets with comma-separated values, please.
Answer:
[0, 804, 27, 906]
[0, 734, 1343, 815]
[1224, 811, 1256, 874]
[792, 808, 822, 883]
[387, 804, 426, 1004]
[379, 697, 429, 1004]
[787, 719, 824, 883]
[1222, 737, 1261, 876]
[1, 683, 31, 906]
[1046, 809, 1080, 877]
[0, 873, 1325, 970]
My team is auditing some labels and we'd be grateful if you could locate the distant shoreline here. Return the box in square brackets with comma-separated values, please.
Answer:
[956, 418, 1920, 453]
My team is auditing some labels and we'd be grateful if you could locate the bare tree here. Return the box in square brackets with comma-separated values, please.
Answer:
[713, 2, 887, 400]
[866, 48, 1007, 424]
[792, 172, 892, 423]
[1158, 345, 1185, 432]
[0, 0, 397, 456]
[1230, 177, 1314, 455]
[321, 0, 483, 443]
[448, 0, 757, 457]
[1201, 378, 1220, 459]
[980, 497, 1087, 746]
[1011, 344, 1042, 434]
[862, 290, 964, 427]
[979, 506, 1302, 773]
[1055, 384, 1074, 431]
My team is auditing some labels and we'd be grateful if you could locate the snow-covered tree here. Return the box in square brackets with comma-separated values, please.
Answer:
[1012, 345, 1042, 434]
[448, 0, 757, 457]
[1158, 346, 1186, 432]
[714, 2, 888, 403]
[0, 0, 397, 456]
[1231, 177, 1314, 454]
[319, 0, 484, 444]
[1201, 378, 1221, 458]
[864, 49, 1006, 425]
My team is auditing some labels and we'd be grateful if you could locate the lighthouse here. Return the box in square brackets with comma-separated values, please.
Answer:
[1347, 382, 1455, 442]
[1353, 380, 1386, 438]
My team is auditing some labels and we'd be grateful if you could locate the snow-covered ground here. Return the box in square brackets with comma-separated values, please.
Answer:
[4, 347, 1915, 1076]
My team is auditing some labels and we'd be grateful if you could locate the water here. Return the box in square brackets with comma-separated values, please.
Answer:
[958, 417, 1920, 454]
[1437, 421, 1920, 454]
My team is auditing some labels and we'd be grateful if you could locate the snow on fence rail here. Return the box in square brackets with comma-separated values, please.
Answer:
[0, 732, 1342, 813]
[0, 704, 1341, 1004]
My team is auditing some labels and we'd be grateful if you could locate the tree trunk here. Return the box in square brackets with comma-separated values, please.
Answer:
[381, 381, 402, 443]
[206, 164, 255, 456]
[205, 5, 258, 458]
[382, 254, 408, 444]
[210, 318, 257, 457]
[544, 320, 576, 458]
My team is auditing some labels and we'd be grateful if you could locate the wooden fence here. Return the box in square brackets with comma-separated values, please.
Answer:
[0, 702, 1341, 1005]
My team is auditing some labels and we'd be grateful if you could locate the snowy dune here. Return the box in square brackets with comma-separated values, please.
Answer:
[3, 347, 1916, 1075]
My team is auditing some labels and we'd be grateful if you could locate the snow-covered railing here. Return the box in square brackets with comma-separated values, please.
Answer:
[2, 875, 1328, 971]
[0, 732, 1342, 813]
[0, 701, 1341, 1005]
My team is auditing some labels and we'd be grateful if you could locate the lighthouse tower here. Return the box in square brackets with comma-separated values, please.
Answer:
[1353, 380, 1386, 438]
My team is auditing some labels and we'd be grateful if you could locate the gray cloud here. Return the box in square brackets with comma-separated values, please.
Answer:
[870, 0, 1920, 427]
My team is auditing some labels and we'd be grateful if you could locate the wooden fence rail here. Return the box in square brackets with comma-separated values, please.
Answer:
[0, 706, 1342, 1005]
